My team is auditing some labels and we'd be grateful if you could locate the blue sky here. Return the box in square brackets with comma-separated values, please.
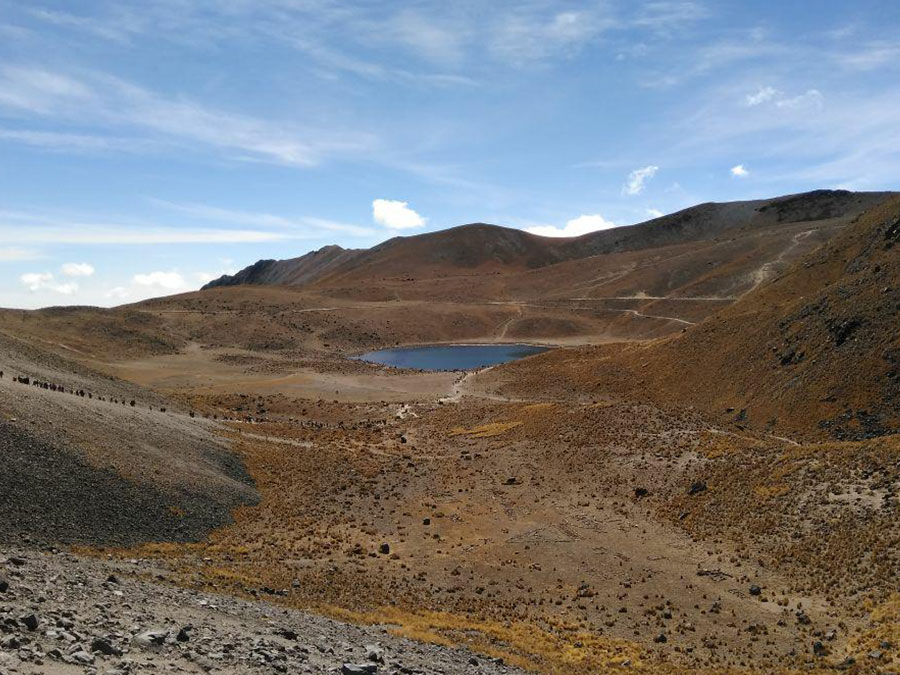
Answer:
[1, 0, 898, 308]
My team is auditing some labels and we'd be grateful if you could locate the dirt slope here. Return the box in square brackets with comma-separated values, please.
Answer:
[0, 331, 257, 545]
[485, 195, 900, 440]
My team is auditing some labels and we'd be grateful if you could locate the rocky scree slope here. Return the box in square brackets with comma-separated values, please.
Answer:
[0, 331, 257, 546]
[0, 547, 524, 674]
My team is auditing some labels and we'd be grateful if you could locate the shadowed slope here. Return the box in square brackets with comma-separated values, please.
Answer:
[0, 331, 258, 545]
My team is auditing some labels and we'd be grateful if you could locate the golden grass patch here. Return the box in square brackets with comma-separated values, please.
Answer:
[450, 421, 524, 438]
[752, 484, 790, 500]
[323, 605, 642, 673]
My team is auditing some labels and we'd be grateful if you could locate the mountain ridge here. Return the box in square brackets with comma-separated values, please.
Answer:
[203, 189, 892, 291]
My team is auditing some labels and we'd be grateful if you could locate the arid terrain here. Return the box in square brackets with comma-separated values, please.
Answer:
[2, 190, 899, 674]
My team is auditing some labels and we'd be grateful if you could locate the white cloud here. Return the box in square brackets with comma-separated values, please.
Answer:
[623, 165, 659, 195]
[745, 86, 778, 106]
[646, 208, 664, 218]
[20, 272, 52, 291]
[775, 89, 824, 110]
[730, 164, 749, 177]
[527, 214, 617, 238]
[372, 199, 426, 229]
[133, 270, 186, 290]
[743, 86, 824, 111]
[20, 271, 78, 295]
[61, 262, 95, 277]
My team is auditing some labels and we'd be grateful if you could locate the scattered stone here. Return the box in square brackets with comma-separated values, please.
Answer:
[749, 584, 761, 596]
[342, 663, 378, 675]
[20, 614, 39, 631]
[133, 628, 169, 648]
[176, 627, 191, 642]
[0, 577, 8, 593]
[71, 650, 95, 665]
[365, 644, 384, 663]
[91, 637, 122, 656]
[379, 543, 390, 555]
[276, 627, 298, 640]
[654, 633, 667, 644]
[688, 481, 707, 495]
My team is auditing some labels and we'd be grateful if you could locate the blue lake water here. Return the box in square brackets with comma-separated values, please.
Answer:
[354, 343, 550, 371]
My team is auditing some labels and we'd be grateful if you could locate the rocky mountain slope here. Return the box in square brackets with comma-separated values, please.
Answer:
[205, 190, 891, 291]
[0, 547, 523, 674]
[484, 195, 900, 440]
[0, 331, 257, 546]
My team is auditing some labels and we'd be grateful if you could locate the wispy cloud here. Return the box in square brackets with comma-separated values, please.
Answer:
[0, 247, 42, 262]
[0, 65, 376, 167]
[623, 165, 659, 195]
[0, 128, 161, 154]
[0, 210, 295, 245]
[150, 200, 375, 237]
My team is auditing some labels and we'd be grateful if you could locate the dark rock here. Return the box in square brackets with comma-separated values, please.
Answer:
[176, 627, 191, 642]
[91, 638, 122, 656]
[634, 487, 649, 499]
[0, 577, 8, 592]
[654, 633, 667, 643]
[813, 640, 827, 657]
[749, 584, 761, 596]
[20, 614, 38, 631]
[688, 481, 707, 495]
[341, 664, 378, 675]
[379, 543, 390, 555]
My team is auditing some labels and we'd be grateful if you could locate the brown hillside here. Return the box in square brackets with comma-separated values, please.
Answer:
[205, 190, 890, 294]
[486, 196, 900, 441]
